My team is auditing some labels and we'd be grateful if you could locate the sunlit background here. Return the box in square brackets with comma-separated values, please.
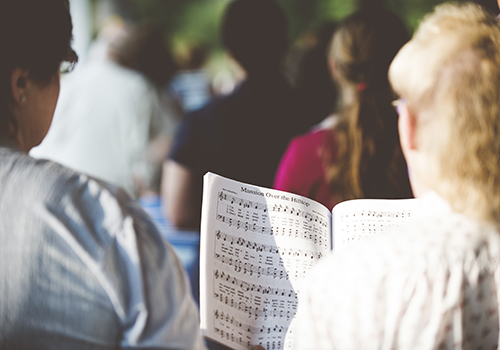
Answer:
[70, 0, 500, 84]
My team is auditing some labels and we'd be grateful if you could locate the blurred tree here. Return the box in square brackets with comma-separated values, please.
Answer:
[172, 0, 227, 49]
[113, 0, 500, 42]
[101, 0, 500, 68]
[128, 0, 193, 31]
[276, 0, 322, 40]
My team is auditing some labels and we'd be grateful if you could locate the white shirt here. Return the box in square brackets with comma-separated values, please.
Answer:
[31, 60, 177, 197]
[0, 144, 205, 349]
[293, 192, 500, 349]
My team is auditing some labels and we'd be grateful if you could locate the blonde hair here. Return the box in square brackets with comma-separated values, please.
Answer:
[324, 7, 412, 202]
[389, 3, 500, 222]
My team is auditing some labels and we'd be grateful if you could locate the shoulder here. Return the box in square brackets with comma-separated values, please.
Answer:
[282, 129, 331, 163]
[170, 101, 219, 159]
[321, 206, 498, 280]
[2, 148, 160, 250]
[291, 129, 330, 147]
[1, 147, 82, 197]
[171, 94, 230, 148]
[310, 192, 500, 291]
[0, 148, 164, 290]
[274, 129, 329, 192]
[0, 148, 204, 348]
[181, 93, 229, 124]
[299, 201, 500, 345]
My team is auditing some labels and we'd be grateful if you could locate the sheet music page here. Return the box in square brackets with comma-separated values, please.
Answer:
[332, 198, 419, 252]
[200, 173, 332, 350]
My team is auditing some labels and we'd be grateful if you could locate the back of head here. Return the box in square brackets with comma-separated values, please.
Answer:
[389, 3, 500, 222]
[294, 21, 339, 129]
[221, 0, 288, 74]
[325, 7, 411, 201]
[186, 44, 209, 70]
[110, 24, 177, 86]
[331, 6, 408, 93]
[0, 0, 73, 139]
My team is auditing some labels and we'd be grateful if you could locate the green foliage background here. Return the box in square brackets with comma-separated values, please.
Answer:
[118, 0, 498, 57]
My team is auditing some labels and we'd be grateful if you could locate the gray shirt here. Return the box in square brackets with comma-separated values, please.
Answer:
[0, 144, 205, 349]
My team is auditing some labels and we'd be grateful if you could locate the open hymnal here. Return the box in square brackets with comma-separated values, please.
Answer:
[200, 172, 418, 350]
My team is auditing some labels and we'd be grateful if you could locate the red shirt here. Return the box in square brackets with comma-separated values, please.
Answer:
[274, 129, 338, 210]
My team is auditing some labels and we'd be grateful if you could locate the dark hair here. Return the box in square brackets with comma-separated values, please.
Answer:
[0, 0, 73, 139]
[111, 24, 177, 87]
[221, 0, 288, 74]
[324, 7, 412, 201]
[295, 21, 339, 129]
[185, 44, 208, 70]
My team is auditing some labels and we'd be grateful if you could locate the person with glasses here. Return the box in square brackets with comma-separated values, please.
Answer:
[0, 1, 204, 349]
[292, 3, 500, 348]
[274, 6, 412, 210]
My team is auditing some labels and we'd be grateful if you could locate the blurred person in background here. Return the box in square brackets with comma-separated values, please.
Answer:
[285, 21, 339, 131]
[31, 23, 180, 198]
[86, 15, 129, 63]
[168, 42, 213, 113]
[293, 3, 500, 348]
[163, 0, 303, 229]
[274, 6, 413, 209]
[0, 0, 204, 348]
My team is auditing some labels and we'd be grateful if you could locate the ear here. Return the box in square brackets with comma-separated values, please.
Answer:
[398, 102, 430, 198]
[398, 102, 417, 156]
[10, 68, 29, 106]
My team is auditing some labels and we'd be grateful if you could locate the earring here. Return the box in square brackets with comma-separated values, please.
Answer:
[20, 94, 26, 103]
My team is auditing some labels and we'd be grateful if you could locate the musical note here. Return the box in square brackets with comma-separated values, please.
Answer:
[215, 230, 280, 254]
[214, 269, 297, 298]
[214, 326, 253, 349]
[218, 191, 268, 212]
[214, 292, 291, 320]
[219, 190, 329, 227]
[337, 208, 414, 249]
[214, 253, 290, 279]
[269, 203, 328, 227]
[209, 183, 334, 350]
[214, 310, 287, 338]
[216, 216, 329, 248]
